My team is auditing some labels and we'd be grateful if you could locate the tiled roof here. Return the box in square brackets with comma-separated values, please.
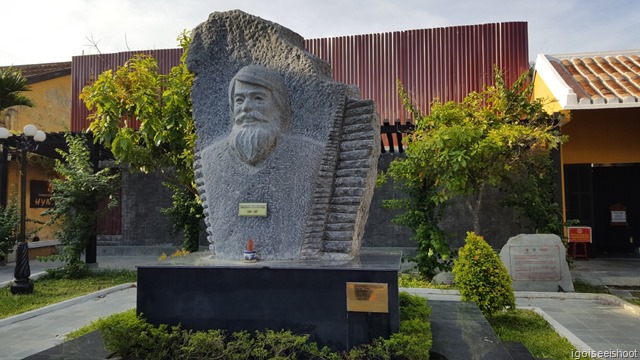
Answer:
[534, 50, 640, 110]
[0, 61, 71, 84]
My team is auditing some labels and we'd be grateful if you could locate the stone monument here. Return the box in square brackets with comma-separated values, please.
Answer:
[138, 11, 397, 351]
[500, 234, 575, 292]
[188, 10, 380, 261]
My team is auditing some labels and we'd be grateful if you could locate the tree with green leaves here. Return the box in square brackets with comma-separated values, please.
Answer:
[0, 67, 34, 111]
[0, 200, 19, 257]
[381, 67, 566, 276]
[80, 32, 202, 252]
[499, 149, 565, 235]
[42, 134, 119, 277]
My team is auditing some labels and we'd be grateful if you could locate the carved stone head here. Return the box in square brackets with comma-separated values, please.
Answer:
[227, 65, 290, 165]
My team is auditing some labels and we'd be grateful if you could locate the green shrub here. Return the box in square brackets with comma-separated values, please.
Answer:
[41, 134, 119, 279]
[347, 338, 390, 360]
[90, 292, 432, 360]
[399, 291, 431, 321]
[0, 200, 19, 257]
[398, 273, 431, 288]
[387, 319, 431, 360]
[390, 292, 432, 360]
[453, 232, 515, 318]
[98, 310, 191, 359]
[179, 329, 225, 359]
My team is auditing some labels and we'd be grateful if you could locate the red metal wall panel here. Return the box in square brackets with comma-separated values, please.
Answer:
[71, 48, 183, 132]
[307, 21, 530, 124]
[71, 22, 528, 130]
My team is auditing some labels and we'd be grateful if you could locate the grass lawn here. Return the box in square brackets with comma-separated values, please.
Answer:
[400, 272, 591, 359]
[626, 298, 640, 306]
[398, 272, 454, 289]
[573, 278, 640, 306]
[489, 309, 588, 360]
[0, 269, 136, 319]
[572, 278, 609, 294]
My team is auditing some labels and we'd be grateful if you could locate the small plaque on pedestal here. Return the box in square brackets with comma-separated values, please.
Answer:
[238, 203, 267, 216]
[346, 282, 388, 313]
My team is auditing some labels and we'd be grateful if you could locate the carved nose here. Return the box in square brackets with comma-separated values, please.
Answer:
[241, 99, 253, 112]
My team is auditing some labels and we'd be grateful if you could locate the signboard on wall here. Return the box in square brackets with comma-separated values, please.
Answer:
[30, 180, 53, 208]
[567, 226, 592, 243]
[611, 211, 627, 225]
[610, 203, 628, 226]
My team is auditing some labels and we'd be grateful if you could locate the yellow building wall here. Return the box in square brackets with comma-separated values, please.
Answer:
[532, 72, 563, 114]
[561, 108, 640, 165]
[533, 74, 640, 226]
[5, 159, 59, 241]
[9, 75, 71, 133]
[1, 74, 71, 242]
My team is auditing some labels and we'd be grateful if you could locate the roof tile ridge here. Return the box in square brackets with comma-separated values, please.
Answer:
[594, 56, 633, 102]
[607, 56, 640, 101]
[616, 56, 640, 101]
[563, 58, 602, 103]
[574, 57, 615, 103]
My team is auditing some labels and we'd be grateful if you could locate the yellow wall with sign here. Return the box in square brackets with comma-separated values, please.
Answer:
[5, 153, 60, 241]
[1, 74, 70, 244]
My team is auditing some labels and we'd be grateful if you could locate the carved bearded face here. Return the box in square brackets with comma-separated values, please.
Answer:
[229, 80, 284, 165]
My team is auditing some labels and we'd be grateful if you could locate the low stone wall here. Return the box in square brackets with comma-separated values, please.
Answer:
[100, 153, 533, 253]
[363, 153, 534, 251]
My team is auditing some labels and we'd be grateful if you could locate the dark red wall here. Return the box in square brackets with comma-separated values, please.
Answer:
[72, 22, 528, 130]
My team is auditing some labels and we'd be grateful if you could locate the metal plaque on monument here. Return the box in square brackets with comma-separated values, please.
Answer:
[136, 10, 399, 351]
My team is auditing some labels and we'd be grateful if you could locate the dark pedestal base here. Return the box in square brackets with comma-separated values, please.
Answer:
[137, 253, 400, 351]
[10, 278, 34, 294]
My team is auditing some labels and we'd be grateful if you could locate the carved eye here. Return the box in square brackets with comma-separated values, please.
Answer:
[235, 96, 244, 105]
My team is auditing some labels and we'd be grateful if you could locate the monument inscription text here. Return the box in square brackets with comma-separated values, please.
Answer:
[509, 245, 562, 281]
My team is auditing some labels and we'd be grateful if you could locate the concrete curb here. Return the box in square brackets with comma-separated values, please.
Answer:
[0, 270, 50, 288]
[0, 282, 136, 328]
[515, 291, 640, 316]
[401, 288, 640, 316]
[400, 287, 461, 301]
[520, 306, 595, 354]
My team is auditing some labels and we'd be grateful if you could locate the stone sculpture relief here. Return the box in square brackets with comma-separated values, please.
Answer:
[188, 10, 379, 261]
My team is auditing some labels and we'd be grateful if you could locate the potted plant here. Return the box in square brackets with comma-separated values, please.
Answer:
[0, 201, 20, 265]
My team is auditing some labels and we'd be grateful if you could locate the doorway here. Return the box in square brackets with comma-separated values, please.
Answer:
[564, 163, 640, 256]
[592, 164, 640, 255]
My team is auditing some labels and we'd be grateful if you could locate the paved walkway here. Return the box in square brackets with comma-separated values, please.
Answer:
[411, 288, 640, 359]
[0, 256, 639, 359]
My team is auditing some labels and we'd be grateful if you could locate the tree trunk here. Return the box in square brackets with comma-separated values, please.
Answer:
[466, 184, 486, 235]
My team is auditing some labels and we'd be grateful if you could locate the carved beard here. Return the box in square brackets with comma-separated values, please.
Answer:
[229, 112, 280, 165]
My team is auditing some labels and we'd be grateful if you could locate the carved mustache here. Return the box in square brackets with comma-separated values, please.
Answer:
[235, 111, 270, 125]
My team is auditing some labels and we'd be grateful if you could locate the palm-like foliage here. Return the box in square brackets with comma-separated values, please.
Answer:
[0, 67, 34, 111]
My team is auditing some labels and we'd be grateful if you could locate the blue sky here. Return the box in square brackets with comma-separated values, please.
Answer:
[1, 0, 638, 65]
